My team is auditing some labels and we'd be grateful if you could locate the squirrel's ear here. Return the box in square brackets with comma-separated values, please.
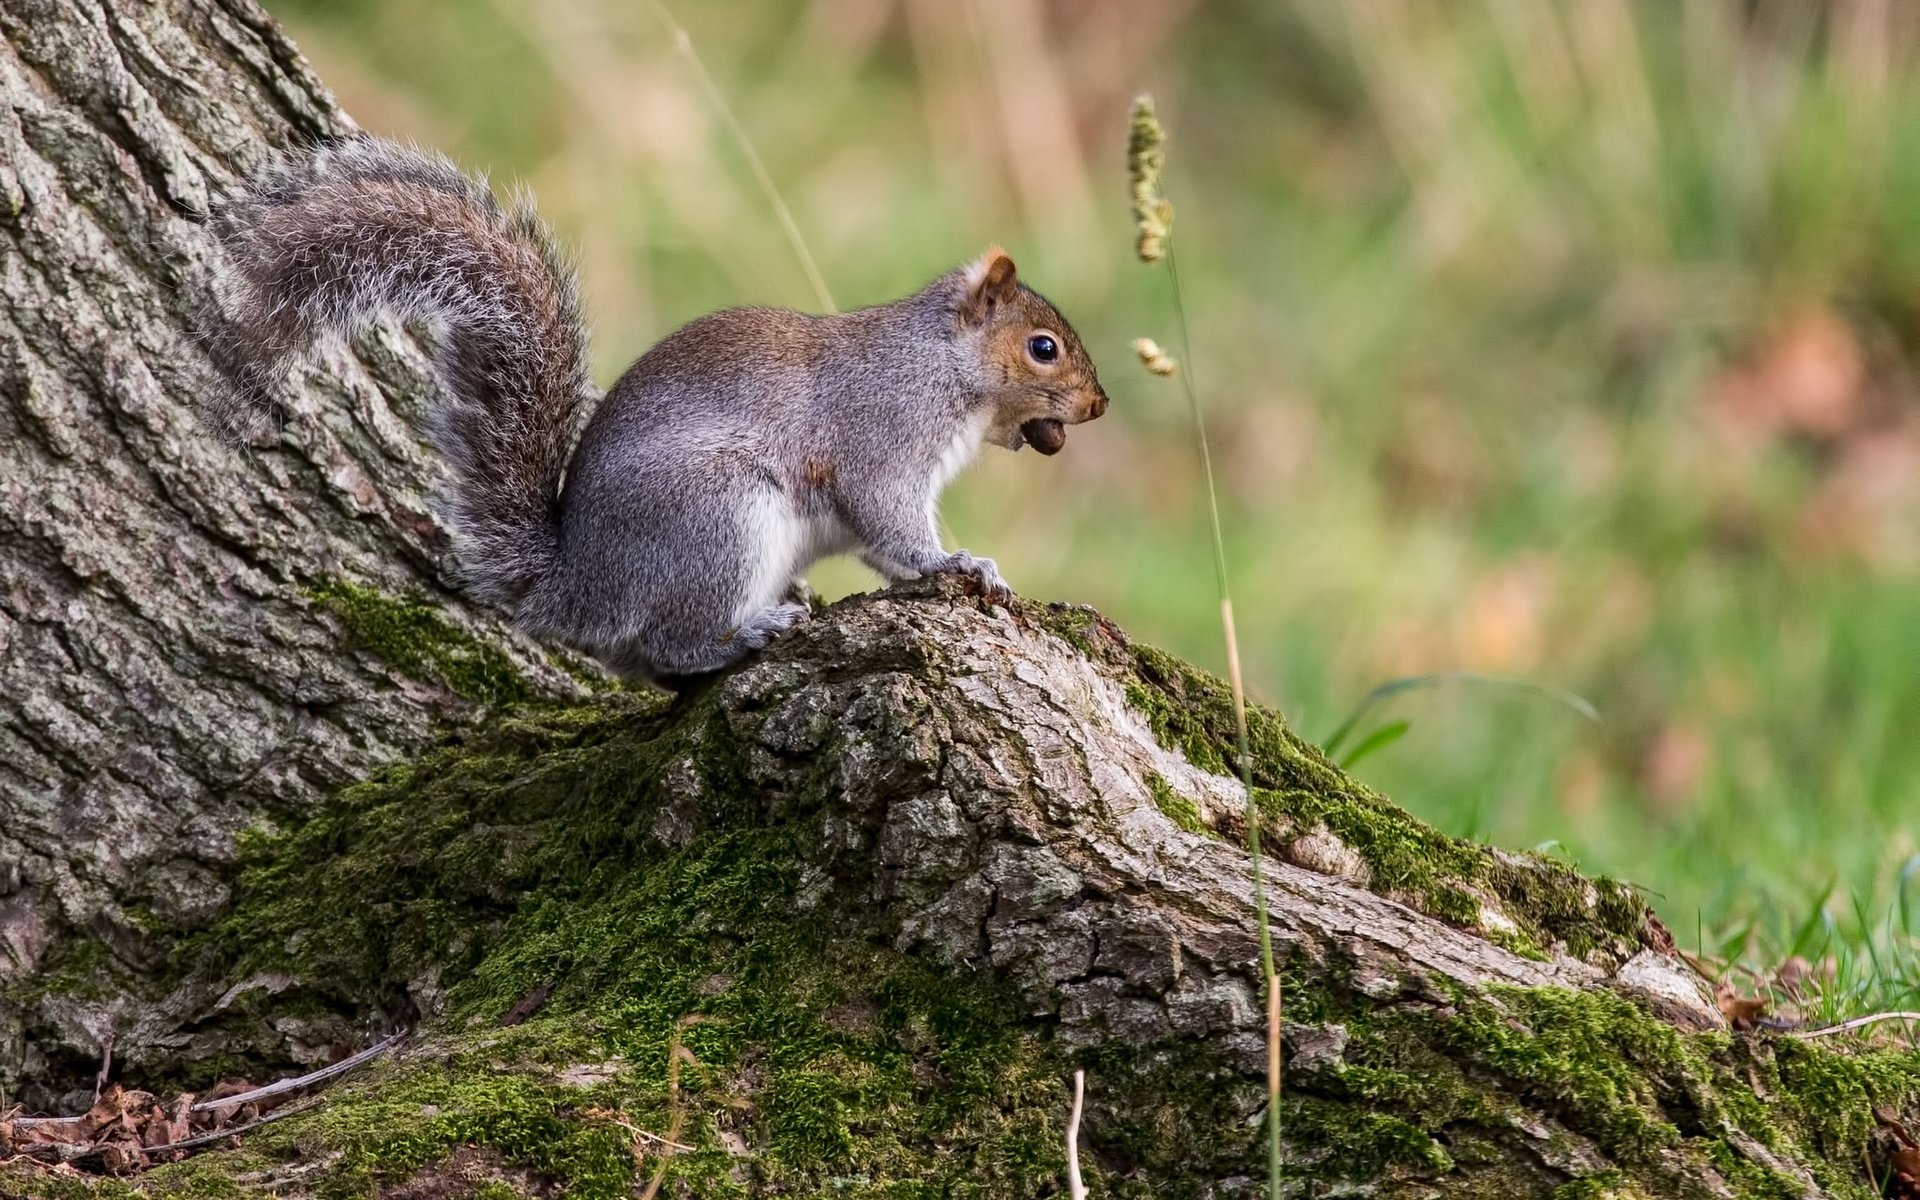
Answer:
[959, 246, 1019, 324]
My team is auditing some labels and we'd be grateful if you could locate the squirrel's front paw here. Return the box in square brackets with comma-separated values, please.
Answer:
[937, 550, 1013, 606]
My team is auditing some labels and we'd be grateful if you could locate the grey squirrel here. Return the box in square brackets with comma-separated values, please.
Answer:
[205, 138, 1109, 684]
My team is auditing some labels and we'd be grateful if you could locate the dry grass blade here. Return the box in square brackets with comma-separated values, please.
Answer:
[636, 1014, 725, 1200]
[1128, 93, 1282, 1197]
[1222, 592, 1282, 1196]
[1065, 1069, 1087, 1200]
[643, 0, 836, 315]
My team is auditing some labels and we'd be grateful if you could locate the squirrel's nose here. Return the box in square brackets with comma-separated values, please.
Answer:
[1089, 388, 1109, 419]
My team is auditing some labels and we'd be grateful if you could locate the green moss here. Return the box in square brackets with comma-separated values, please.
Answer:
[1484, 926, 1552, 961]
[0, 1166, 142, 1200]
[1770, 1036, 1920, 1162]
[269, 1055, 635, 1200]
[1146, 771, 1208, 835]
[30, 603, 1913, 1198]
[1550, 1173, 1639, 1199]
[1070, 1040, 1262, 1193]
[13, 937, 120, 1001]
[197, 689, 678, 1009]
[436, 833, 1083, 1195]
[1122, 656, 1231, 776]
[309, 578, 535, 707]
[1429, 987, 1687, 1160]
[1115, 636, 1650, 965]
[186, 834, 1090, 1197]
[1032, 603, 1108, 658]
[136, 1147, 281, 1199]
[1272, 977, 1918, 1198]
[1286, 1101, 1454, 1176]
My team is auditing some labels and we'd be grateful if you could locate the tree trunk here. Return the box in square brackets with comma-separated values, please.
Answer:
[0, 0, 581, 1102]
[2, 3, 1917, 1198]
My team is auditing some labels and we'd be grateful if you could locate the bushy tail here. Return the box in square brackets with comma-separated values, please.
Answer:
[206, 137, 593, 604]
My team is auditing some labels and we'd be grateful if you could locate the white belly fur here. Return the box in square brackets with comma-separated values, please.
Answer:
[931, 409, 994, 495]
[732, 489, 853, 625]
[733, 413, 989, 627]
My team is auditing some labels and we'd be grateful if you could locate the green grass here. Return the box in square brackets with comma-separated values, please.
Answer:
[267, 0, 1920, 1016]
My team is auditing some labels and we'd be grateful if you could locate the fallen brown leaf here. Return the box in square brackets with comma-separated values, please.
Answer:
[1715, 980, 1769, 1030]
[1892, 1145, 1920, 1196]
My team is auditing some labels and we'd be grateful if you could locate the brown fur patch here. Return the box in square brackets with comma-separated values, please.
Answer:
[802, 458, 837, 490]
[960, 271, 1111, 451]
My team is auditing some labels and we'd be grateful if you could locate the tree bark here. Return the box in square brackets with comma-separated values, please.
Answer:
[2, 3, 1917, 1198]
[0, 0, 579, 1097]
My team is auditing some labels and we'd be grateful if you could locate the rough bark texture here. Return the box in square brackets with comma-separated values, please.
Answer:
[2, 3, 1919, 1198]
[0, 0, 581, 1097]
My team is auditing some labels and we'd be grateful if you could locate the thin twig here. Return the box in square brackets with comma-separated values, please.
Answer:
[632, 1127, 696, 1152]
[499, 980, 553, 1028]
[8, 1035, 392, 1136]
[1065, 1069, 1087, 1200]
[7, 1099, 322, 1166]
[93, 1031, 114, 1105]
[192, 1032, 402, 1112]
[1788, 1011, 1920, 1039]
[156, 1097, 323, 1153]
[643, 0, 837, 315]
[583, 1107, 695, 1153]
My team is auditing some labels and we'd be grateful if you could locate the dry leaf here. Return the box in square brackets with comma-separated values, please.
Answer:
[1715, 980, 1769, 1030]
[1892, 1145, 1920, 1191]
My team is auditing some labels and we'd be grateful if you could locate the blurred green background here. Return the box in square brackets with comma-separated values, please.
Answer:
[269, 0, 1920, 1002]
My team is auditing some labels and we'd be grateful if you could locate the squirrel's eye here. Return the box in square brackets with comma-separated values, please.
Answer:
[1027, 334, 1059, 363]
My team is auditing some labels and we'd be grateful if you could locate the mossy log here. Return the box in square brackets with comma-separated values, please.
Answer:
[4, 2, 1920, 1198]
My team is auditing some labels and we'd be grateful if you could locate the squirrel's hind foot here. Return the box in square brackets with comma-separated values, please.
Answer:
[736, 601, 811, 650]
[592, 601, 809, 685]
[781, 578, 820, 612]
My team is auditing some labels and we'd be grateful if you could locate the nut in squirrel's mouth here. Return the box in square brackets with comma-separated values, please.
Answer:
[1020, 418, 1067, 455]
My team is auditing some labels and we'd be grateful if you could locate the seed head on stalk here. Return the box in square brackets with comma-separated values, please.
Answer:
[1128, 95, 1175, 263]
[1133, 337, 1178, 376]
[1124, 89, 1282, 1200]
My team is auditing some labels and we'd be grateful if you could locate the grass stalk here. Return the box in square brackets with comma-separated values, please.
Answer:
[1163, 247, 1283, 1196]
[643, 0, 838, 315]
[1065, 1068, 1087, 1200]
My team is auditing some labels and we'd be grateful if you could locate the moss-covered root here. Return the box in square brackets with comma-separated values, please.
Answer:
[6, 972, 1919, 1198]
[10, 583, 1916, 1198]
[1101, 629, 1654, 968]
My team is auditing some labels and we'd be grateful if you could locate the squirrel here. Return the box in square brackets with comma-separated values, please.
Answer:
[203, 137, 1109, 685]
